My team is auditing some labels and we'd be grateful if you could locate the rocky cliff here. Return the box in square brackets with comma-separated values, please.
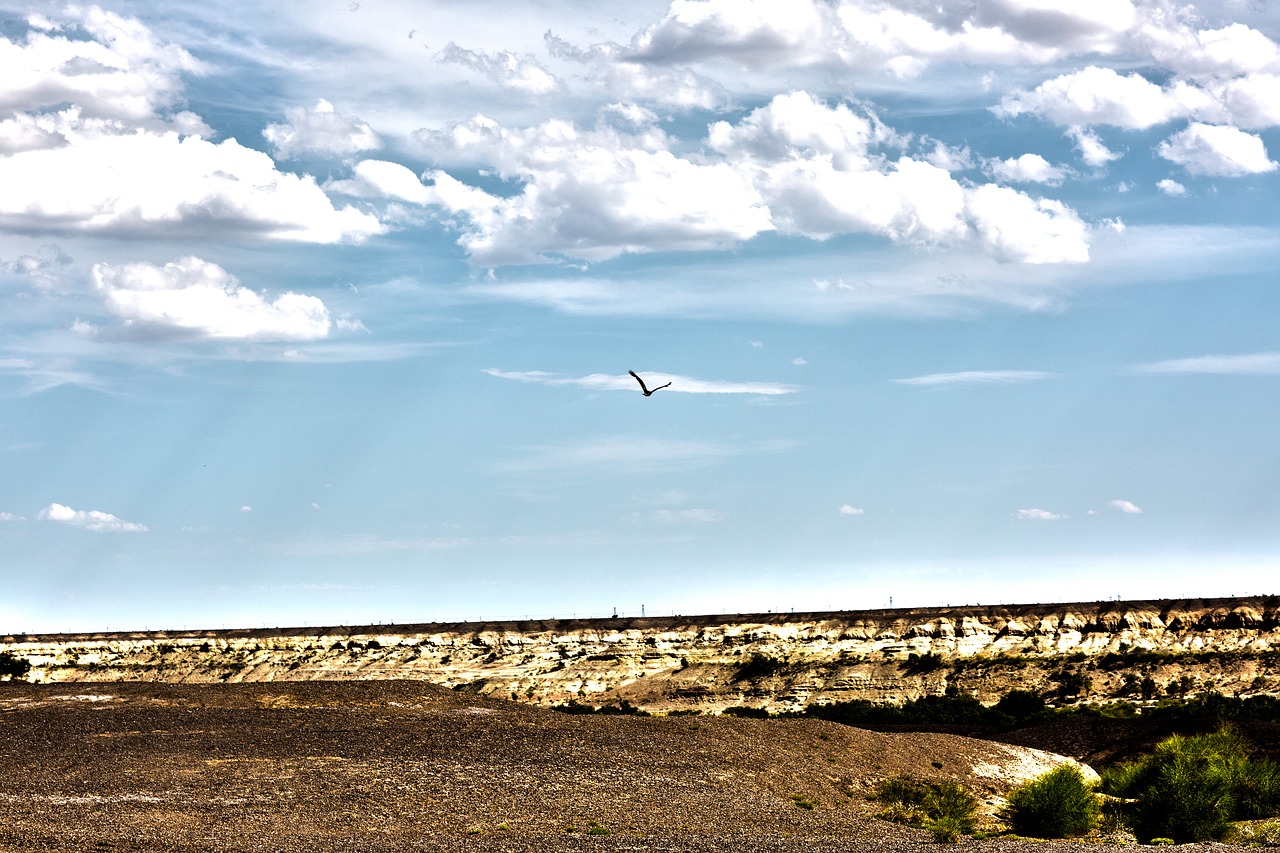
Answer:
[4, 596, 1278, 713]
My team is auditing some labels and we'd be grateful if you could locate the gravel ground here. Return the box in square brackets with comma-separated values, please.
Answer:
[0, 681, 1252, 851]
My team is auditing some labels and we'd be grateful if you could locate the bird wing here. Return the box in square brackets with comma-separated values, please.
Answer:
[628, 370, 649, 392]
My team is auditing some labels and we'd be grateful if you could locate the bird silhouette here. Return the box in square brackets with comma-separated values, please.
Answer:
[629, 370, 671, 396]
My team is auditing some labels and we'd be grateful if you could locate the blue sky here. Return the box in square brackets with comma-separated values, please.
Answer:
[2, 0, 1279, 632]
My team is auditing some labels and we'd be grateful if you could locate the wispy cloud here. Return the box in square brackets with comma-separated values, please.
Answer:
[651, 508, 727, 524]
[1134, 353, 1280, 374]
[1109, 499, 1143, 514]
[838, 504, 865, 516]
[895, 370, 1054, 386]
[496, 435, 794, 474]
[484, 368, 799, 395]
[1014, 508, 1067, 521]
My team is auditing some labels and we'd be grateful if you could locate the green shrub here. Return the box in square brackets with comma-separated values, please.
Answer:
[1104, 729, 1280, 843]
[1006, 764, 1098, 838]
[874, 776, 976, 837]
[928, 814, 966, 843]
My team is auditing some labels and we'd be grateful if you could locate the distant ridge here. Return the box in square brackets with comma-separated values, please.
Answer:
[5, 594, 1277, 715]
[6, 593, 1275, 642]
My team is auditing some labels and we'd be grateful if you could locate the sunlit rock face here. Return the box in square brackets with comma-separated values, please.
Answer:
[4, 596, 1279, 714]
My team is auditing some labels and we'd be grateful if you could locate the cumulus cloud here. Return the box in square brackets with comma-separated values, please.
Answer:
[0, 11, 382, 243]
[415, 92, 1091, 265]
[1157, 178, 1187, 195]
[0, 511, 25, 522]
[996, 67, 1206, 129]
[1109, 499, 1143, 514]
[417, 115, 771, 264]
[997, 68, 1280, 147]
[627, 0, 832, 68]
[435, 44, 561, 96]
[90, 257, 334, 341]
[263, 99, 382, 159]
[617, 0, 1280, 81]
[37, 502, 147, 532]
[1, 7, 207, 122]
[1067, 127, 1122, 167]
[483, 368, 799, 395]
[0, 125, 385, 242]
[1156, 123, 1277, 176]
[1014, 508, 1067, 520]
[838, 504, 864, 516]
[327, 160, 434, 204]
[989, 153, 1069, 185]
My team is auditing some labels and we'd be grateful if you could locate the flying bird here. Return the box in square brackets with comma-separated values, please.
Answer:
[629, 370, 671, 396]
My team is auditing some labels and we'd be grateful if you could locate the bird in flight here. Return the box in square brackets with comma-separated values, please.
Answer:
[629, 370, 671, 396]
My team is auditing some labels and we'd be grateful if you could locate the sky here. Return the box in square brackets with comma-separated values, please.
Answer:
[2, 0, 1279, 633]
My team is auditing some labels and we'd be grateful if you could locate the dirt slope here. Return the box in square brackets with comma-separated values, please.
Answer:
[0, 681, 1094, 852]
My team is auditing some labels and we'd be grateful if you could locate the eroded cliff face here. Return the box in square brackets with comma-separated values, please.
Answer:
[4, 596, 1278, 713]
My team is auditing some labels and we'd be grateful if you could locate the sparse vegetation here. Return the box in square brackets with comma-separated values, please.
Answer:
[0, 651, 31, 680]
[732, 652, 786, 681]
[1005, 764, 1098, 838]
[873, 776, 978, 840]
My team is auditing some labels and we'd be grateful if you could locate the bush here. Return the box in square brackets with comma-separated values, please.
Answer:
[733, 653, 785, 681]
[0, 652, 31, 680]
[874, 776, 977, 838]
[1006, 764, 1098, 838]
[1103, 729, 1280, 843]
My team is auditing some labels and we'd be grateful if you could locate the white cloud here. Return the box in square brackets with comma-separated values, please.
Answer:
[435, 44, 561, 96]
[0, 127, 385, 242]
[239, 506, 253, 513]
[328, 159, 434, 204]
[1067, 126, 1122, 167]
[1157, 178, 1187, 195]
[0, 512, 25, 522]
[91, 257, 334, 341]
[0, 7, 206, 122]
[1134, 352, 1280, 374]
[263, 99, 382, 159]
[838, 504, 864, 516]
[414, 92, 1091, 266]
[1014, 508, 1067, 521]
[1145, 21, 1280, 78]
[1156, 123, 1277, 176]
[998, 69, 1280, 135]
[0, 11, 382, 243]
[418, 115, 771, 264]
[1109, 499, 1143, 514]
[922, 140, 974, 172]
[37, 502, 147, 532]
[989, 153, 1069, 185]
[962, 186, 1090, 263]
[544, 33, 726, 110]
[483, 368, 799, 395]
[894, 370, 1053, 386]
[628, 0, 832, 68]
[996, 67, 1205, 129]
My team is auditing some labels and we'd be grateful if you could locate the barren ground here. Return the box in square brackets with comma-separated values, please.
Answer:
[0, 680, 1247, 852]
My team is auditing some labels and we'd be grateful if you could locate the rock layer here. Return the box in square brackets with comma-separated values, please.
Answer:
[4, 596, 1278, 713]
